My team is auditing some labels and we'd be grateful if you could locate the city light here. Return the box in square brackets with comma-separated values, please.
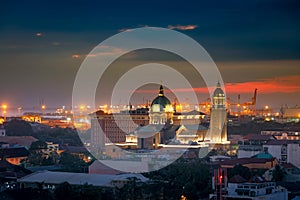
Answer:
[80, 105, 85, 110]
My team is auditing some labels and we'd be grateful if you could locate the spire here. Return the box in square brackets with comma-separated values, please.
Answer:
[216, 81, 221, 88]
[159, 85, 164, 96]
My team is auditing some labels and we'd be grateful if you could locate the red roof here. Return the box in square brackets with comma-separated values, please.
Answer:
[265, 140, 300, 145]
[243, 134, 274, 141]
[220, 157, 276, 166]
[89, 160, 121, 175]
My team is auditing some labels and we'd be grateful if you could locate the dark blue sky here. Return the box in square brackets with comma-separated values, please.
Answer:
[0, 0, 299, 110]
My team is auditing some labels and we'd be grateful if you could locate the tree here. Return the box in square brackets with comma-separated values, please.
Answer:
[4, 119, 33, 136]
[59, 152, 87, 173]
[272, 164, 285, 181]
[228, 164, 251, 180]
[54, 182, 72, 200]
[145, 159, 211, 200]
[27, 141, 48, 166]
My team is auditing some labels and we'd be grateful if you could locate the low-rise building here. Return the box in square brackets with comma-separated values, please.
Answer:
[219, 157, 278, 170]
[261, 129, 300, 141]
[224, 181, 288, 200]
[263, 140, 300, 168]
[0, 136, 38, 149]
[210, 168, 288, 200]
[237, 134, 276, 158]
[0, 125, 6, 136]
[18, 171, 148, 189]
[0, 147, 30, 165]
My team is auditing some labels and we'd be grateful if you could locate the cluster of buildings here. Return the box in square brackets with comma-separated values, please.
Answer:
[91, 83, 229, 148]
[0, 82, 300, 199]
[88, 83, 230, 171]
[208, 128, 300, 199]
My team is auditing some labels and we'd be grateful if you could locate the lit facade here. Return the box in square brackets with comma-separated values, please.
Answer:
[207, 82, 228, 143]
[90, 109, 149, 148]
[149, 85, 174, 124]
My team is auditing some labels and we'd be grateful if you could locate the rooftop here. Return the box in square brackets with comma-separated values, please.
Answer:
[265, 140, 300, 145]
[18, 171, 148, 187]
[0, 147, 30, 158]
[0, 136, 38, 148]
[220, 157, 276, 166]
[243, 134, 275, 141]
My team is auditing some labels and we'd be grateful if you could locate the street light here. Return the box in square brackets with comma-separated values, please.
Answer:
[41, 105, 46, 115]
[2, 104, 7, 121]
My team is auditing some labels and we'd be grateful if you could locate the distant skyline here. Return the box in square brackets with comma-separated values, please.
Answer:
[0, 0, 299, 111]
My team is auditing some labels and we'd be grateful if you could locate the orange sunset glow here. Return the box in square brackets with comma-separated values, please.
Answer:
[135, 75, 300, 95]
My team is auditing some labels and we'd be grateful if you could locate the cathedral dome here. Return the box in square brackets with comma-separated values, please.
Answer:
[151, 85, 171, 110]
[213, 82, 225, 97]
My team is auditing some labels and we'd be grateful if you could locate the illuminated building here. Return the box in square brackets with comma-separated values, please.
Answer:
[282, 106, 300, 122]
[21, 113, 75, 129]
[91, 84, 231, 152]
[206, 82, 228, 144]
[173, 110, 205, 125]
[90, 108, 149, 148]
[22, 114, 42, 123]
[133, 86, 208, 150]
[149, 85, 174, 124]
[261, 129, 300, 141]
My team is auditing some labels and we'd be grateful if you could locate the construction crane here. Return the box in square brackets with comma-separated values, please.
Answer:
[201, 88, 258, 116]
[228, 88, 258, 116]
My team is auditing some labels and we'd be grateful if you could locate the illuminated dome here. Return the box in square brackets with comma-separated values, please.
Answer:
[213, 82, 225, 97]
[151, 85, 171, 111]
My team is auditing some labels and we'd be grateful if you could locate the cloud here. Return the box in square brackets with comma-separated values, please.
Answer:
[133, 75, 300, 95]
[119, 28, 133, 32]
[225, 75, 300, 94]
[167, 24, 198, 30]
[119, 25, 149, 32]
[119, 24, 198, 32]
[86, 45, 127, 57]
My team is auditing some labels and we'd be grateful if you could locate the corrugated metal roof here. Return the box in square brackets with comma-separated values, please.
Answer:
[18, 171, 148, 187]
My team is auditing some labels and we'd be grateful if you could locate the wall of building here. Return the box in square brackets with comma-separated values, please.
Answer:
[264, 143, 300, 168]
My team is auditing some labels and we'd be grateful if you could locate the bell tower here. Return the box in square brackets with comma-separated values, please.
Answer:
[207, 82, 227, 143]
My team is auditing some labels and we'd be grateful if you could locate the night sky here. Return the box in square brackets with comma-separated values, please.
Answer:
[0, 0, 300, 112]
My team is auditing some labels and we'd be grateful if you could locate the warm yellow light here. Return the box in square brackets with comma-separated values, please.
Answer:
[265, 105, 269, 110]
[41, 105, 46, 109]
[298, 114, 300, 118]
[164, 104, 174, 112]
[2, 104, 7, 110]
[80, 105, 85, 110]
